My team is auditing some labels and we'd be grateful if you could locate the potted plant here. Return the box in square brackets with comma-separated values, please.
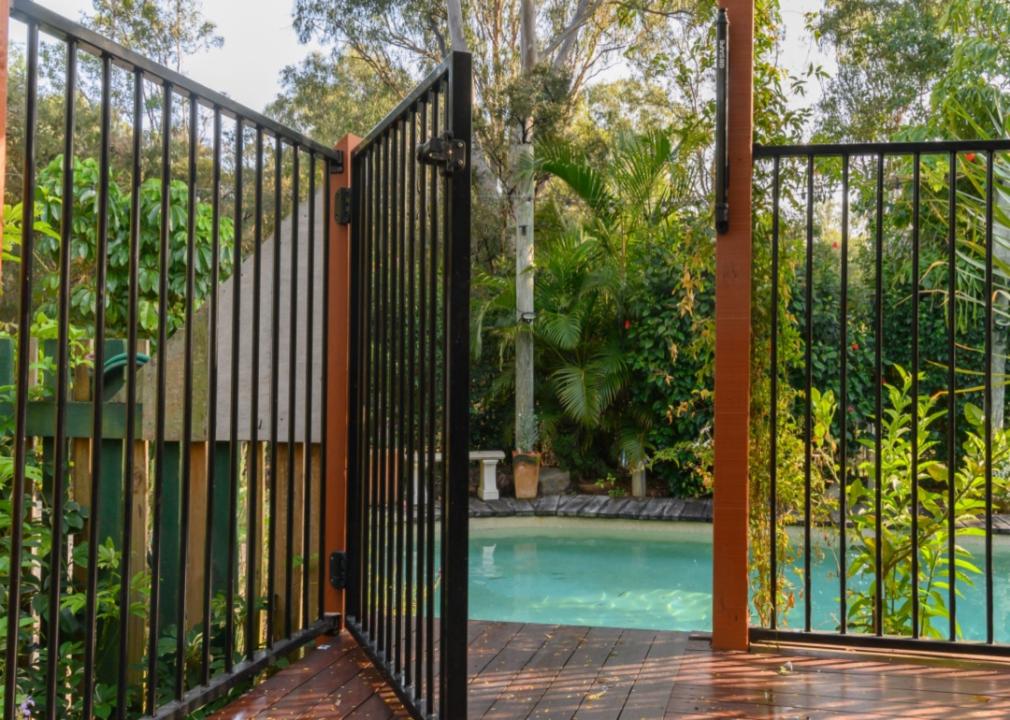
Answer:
[517, 418, 541, 496]
[513, 449, 541, 499]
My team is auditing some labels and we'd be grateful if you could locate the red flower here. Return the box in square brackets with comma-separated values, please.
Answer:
[966, 152, 977, 163]
[851, 342, 859, 351]
[832, 241, 840, 250]
[624, 319, 632, 330]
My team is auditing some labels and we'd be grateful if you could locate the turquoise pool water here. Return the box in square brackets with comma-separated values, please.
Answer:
[469, 518, 712, 631]
[468, 517, 1010, 639]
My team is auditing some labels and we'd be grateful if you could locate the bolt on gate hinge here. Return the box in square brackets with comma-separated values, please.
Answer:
[416, 133, 467, 175]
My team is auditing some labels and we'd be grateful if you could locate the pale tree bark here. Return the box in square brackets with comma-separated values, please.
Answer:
[991, 186, 1010, 430]
[446, 0, 467, 52]
[514, 0, 537, 452]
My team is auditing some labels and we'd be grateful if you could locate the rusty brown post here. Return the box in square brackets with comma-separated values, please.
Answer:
[324, 133, 360, 621]
[712, 0, 754, 652]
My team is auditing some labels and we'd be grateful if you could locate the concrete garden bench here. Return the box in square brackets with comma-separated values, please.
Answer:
[412, 450, 506, 502]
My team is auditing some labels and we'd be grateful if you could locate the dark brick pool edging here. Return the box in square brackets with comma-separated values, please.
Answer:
[469, 494, 713, 522]
[467, 496, 1010, 533]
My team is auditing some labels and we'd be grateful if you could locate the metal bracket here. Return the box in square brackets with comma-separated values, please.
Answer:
[329, 552, 347, 589]
[332, 148, 345, 174]
[714, 8, 730, 235]
[335, 187, 351, 225]
[416, 133, 467, 175]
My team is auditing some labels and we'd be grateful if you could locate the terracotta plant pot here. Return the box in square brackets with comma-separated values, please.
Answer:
[513, 451, 541, 499]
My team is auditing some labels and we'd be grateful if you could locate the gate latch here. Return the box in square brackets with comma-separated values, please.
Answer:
[329, 552, 347, 589]
[417, 133, 467, 175]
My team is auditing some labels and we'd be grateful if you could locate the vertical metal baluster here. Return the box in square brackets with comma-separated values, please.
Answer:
[44, 38, 77, 720]
[303, 153, 316, 628]
[386, 128, 397, 661]
[839, 154, 850, 634]
[803, 154, 813, 633]
[83, 51, 111, 720]
[985, 150, 995, 644]
[769, 156, 779, 631]
[321, 157, 333, 622]
[946, 151, 957, 642]
[378, 132, 389, 655]
[396, 117, 407, 678]
[147, 83, 173, 713]
[201, 107, 223, 682]
[385, 125, 398, 664]
[285, 146, 300, 640]
[174, 93, 199, 700]
[440, 79, 452, 712]
[426, 86, 439, 717]
[910, 153, 920, 638]
[363, 146, 375, 630]
[247, 127, 265, 654]
[404, 104, 417, 690]
[874, 153, 885, 636]
[4, 23, 38, 718]
[267, 136, 283, 647]
[414, 96, 429, 700]
[346, 153, 360, 623]
[226, 119, 244, 669]
[369, 144, 380, 639]
[443, 55, 471, 719]
[116, 67, 144, 718]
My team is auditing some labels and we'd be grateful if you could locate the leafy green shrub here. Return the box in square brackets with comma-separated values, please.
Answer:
[32, 154, 235, 338]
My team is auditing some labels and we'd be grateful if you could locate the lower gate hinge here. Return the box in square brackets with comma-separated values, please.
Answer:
[416, 132, 467, 175]
[329, 552, 347, 589]
[334, 187, 351, 225]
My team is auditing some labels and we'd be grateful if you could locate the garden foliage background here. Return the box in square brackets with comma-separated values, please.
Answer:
[2, 0, 1010, 713]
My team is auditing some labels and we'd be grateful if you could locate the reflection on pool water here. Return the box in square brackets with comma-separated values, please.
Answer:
[468, 517, 1010, 639]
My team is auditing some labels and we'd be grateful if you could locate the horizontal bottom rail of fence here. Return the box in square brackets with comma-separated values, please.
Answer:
[144, 615, 341, 720]
[750, 628, 1010, 659]
[345, 618, 429, 720]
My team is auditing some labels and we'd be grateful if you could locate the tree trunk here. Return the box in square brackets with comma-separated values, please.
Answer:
[992, 187, 1010, 430]
[446, 0, 467, 52]
[515, 140, 536, 451]
[514, 0, 538, 452]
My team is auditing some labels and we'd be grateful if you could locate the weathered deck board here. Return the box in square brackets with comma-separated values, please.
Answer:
[212, 621, 1010, 719]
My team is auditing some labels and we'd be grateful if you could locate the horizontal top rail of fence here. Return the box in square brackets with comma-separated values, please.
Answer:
[754, 138, 1010, 158]
[10, 0, 342, 161]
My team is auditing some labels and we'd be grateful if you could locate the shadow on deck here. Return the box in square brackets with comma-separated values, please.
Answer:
[212, 621, 1010, 719]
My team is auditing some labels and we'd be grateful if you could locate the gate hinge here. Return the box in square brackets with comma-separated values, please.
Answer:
[329, 552, 347, 589]
[334, 188, 351, 225]
[416, 133, 467, 175]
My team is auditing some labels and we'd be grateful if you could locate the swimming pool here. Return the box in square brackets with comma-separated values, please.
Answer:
[468, 516, 1010, 640]
[469, 518, 712, 631]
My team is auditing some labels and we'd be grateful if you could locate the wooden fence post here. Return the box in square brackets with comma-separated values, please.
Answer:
[712, 0, 754, 652]
[324, 133, 359, 621]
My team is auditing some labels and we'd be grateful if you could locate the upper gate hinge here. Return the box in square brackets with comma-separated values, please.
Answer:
[416, 133, 467, 175]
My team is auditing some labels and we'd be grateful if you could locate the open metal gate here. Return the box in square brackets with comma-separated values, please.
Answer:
[345, 52, 472, 719]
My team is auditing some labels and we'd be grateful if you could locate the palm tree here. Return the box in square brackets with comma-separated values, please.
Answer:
[474, 130, 687, 469]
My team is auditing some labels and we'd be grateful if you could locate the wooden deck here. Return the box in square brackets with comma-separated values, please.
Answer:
[212, 621, 1010, 719]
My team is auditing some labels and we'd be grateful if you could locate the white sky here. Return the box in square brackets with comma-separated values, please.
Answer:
[29, 0, 832, 134]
